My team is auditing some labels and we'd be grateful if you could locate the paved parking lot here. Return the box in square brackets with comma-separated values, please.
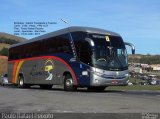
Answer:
[0, 85, 160, 118]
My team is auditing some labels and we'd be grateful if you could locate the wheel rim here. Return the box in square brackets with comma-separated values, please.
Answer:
[19, 78, 23, 86]
[66, 78, 73, 87]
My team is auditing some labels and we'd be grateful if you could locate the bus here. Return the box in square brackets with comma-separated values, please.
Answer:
[8, 26, 135, 91]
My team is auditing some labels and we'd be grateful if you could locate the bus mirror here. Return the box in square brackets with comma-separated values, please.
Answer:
[132, 48, 135, 54]
[85, 38, 95, 47]
[124, 42, 135, 54]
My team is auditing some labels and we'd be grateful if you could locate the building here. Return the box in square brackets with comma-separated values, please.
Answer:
[151, 64, 160, 72]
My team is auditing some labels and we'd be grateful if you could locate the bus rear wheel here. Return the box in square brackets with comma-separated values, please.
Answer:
[64, 74, 77, 91]
[18, 76, 26, 88]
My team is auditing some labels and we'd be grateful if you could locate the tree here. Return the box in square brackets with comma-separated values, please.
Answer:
[0, 47, 8, 56]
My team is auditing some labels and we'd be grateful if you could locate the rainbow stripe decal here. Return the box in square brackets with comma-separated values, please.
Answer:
[10, 56, 78, 85]
[12, 61, 24, 83]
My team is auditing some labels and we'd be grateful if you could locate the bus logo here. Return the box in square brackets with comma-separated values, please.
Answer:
[45, 59, 54, 80]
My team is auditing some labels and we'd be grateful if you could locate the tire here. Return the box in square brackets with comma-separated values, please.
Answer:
[18, 75, 26, 88]
[40, 85, 53, 89]
[87, 86, 106, 92]
[64, 74, 77, 91]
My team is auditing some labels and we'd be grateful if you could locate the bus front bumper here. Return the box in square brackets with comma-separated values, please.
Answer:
[90, 71, 129, 86]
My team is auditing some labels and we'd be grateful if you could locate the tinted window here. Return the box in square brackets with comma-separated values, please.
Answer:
[44, 34, 73, 55]
[9, 34, 73, 60]
[72, 31, 93, 64]
[75, 40, 92, 65]
[89, 34, 125, 48]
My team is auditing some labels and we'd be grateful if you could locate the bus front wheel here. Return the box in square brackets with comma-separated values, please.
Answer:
[64, 74, 77, 91]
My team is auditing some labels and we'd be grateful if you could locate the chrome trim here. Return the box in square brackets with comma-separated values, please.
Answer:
[89, 67, 129, 86]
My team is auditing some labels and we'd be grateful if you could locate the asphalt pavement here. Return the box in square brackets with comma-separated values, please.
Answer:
[0, 85, 160, 119]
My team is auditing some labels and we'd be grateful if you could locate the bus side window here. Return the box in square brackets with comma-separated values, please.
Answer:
[59, 34, 73, 55]
[75, 40, 92, 65]
[44, 34, 72, 55]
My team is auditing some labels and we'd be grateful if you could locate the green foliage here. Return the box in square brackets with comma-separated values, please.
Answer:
[129, 55, 160, 64]
[0, 37, 21, 56]
[0, 37, 19, 45]
[0, 47, 8, 56]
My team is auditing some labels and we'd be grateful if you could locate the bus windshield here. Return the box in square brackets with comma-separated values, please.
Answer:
[89, 34, 128, 71]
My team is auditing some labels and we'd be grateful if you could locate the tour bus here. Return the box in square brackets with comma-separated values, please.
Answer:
[8, 26, 135, 91]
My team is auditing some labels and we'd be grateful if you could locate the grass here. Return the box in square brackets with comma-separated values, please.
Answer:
[0, 43, 10, 50]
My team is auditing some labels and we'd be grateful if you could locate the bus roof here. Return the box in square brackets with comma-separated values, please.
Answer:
[10, 26, 120, 48]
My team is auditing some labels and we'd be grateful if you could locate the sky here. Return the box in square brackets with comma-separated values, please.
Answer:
[0, 0, 160, 55]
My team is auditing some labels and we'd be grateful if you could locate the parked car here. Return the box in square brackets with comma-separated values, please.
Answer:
[0, 74, 8, 86]
[156, 80, 160, 85]
[140, 81, 149, 85]
[128, 82, 133, 85]
[148, 75, 158, 85]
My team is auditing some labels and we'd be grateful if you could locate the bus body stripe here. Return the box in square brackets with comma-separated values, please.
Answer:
[9, 56, 78, 86]
[12, 61, 19, 83]
[14, 61, 24, 83]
